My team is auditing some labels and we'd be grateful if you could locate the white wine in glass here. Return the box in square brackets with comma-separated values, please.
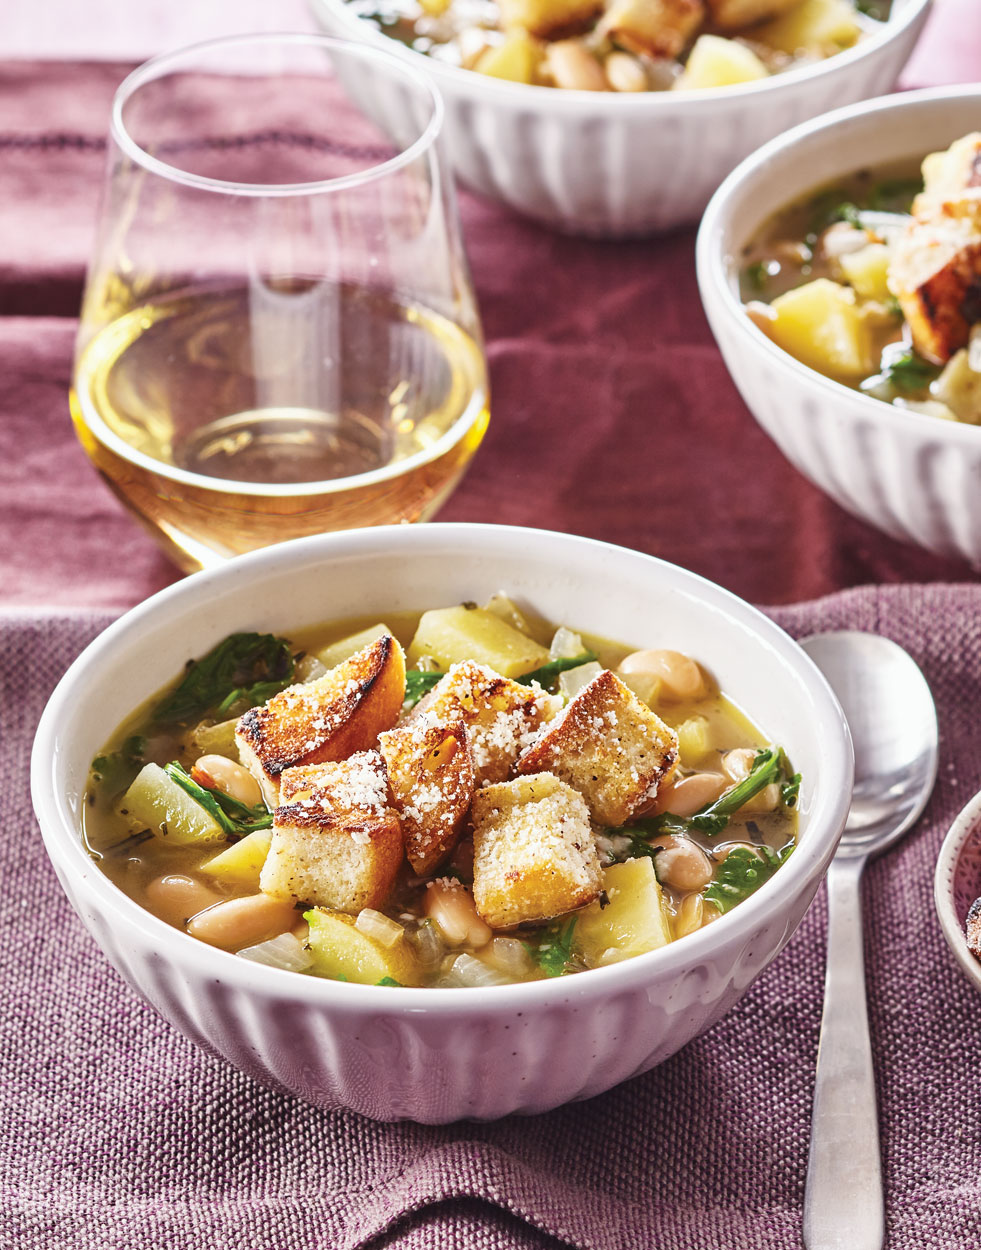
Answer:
[72, 34, 489, 572]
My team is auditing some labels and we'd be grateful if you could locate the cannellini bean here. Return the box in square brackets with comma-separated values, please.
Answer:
[672, 892, 705, 939]
[145, 874, 222, 928]
[423, 879, 492, 948]
[545, 41, 608, 91]
[650, 771, 728, 817]
[618, 649, 706, 701]
[650, 834, 714, 891]
[192, 754, 263, 807]
[715, 841, 763, 862]
[187, 893, 297, 951]
[821, 222, 870, 261]
[605, 51, 647, 92]
[722, 750, 780, 812]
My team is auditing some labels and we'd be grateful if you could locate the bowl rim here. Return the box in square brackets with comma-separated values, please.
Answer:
[31, 522, 854, 1015]
[309, 0, 931, 110]
[696, 82, 981, 447]
[934, 785, 981, 991]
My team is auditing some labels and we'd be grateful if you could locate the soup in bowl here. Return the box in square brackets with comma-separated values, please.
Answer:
[32, 524, 851, 1121]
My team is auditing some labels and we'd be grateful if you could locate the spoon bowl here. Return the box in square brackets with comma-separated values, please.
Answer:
[799, 630, 938, 1250]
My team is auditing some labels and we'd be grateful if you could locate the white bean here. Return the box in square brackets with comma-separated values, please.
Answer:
[545, 41, 608, 91]
[424, 879, 492, 948]
[605, 51, 647, 92]
[651, 771, 727, 817]
[650, 835, 714, 891]
[145, 874, 222, 928]
[618, 649, 706, 701]
[192, 754, 263, 807]
[187, 893, 297, 951]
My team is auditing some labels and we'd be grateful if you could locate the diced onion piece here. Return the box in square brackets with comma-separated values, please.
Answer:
[237, 931, 313, 973]
[559, 660, 603, 700]
[409, 919, 446, 971]
[355, 908, 405, 949]
[549, 625, 584, 660]
[483, 591, 532, 635]
[484, 936, 534, 978]
[445, 953, 512, 988]
[294, 654, 327, 683]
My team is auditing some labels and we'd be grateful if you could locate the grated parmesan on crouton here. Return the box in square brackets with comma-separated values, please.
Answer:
[236, 634, 405, 806]
[379, 718, 475, 876]
[471, 773, 603, 930]
[889, 217, 981, 364]
[409, 660, 548, 786]
[259, 750, 403, 913]
[515, 668, 678, 827]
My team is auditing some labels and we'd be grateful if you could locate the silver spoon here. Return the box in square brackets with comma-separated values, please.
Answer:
[800, 631, 938, 1250]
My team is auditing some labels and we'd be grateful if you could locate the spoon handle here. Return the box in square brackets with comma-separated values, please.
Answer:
[803, 855, 884, 1250]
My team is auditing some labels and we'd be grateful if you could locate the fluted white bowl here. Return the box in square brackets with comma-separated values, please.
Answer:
[312, 0, 929, 236]
[32, 524, 851, 1122]
[935, 787, 981, 995]
[697, 86, 981, 565]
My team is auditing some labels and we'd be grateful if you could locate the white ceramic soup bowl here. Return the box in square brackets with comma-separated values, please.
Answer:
[697, 85, 981, 566]
[32, 523, 852, 1122]
[934, 787, 981, 996]
[312, 0, 929, 237]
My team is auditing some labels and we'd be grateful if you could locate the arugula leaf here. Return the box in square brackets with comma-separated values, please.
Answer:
[868, 177, 921, 213]
[879, 350, 941, 396]
[91, 734, 147, 793]
[375, 976, 403, 987]
[517, 651, 598, 691]
[403, 669, 443, 709]
[164, 761, 272, 837]
[638, 747, 785, 840]
[529, 917, 578, 977]
[704, 844, 794, 915]
[781, 773, 802, 808]
[745, 261, 769, 292]
[153, 633, 295, 725]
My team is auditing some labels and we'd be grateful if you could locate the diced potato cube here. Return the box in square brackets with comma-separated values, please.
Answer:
[766, 278, 874, 379]
[934, 348, 981, 424]
[184, 717, 239, 759]
[499, 0, 602, 39]
[305, 908, 421, 986]
[313, 623, 392, 670]
[674, 35, 769, 90]
[418, 0, 450, 13]
[118, 762, 225, 846]
[574, 858, 673, 965]
[676, 715, 712, 766]
[200, 829, 273, 888]
[475, 31, 542, 83]
[839, 243, 893, 302]
[755, 0, 861, 56]
[482, 591, 534, 636]
[407, 606, 550, 677]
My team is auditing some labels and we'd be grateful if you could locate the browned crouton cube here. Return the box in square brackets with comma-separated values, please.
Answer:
[471, 773, 602, 930]
[705, 0, 800, 28]
[914, 132, 981, 230]
[602, 0, 703, 59]
[411, 660, 549, 786]
[515, 668, 678, 826]
[889, 218, 981, 363]
[237, 634, 405, 806]
[379, 718, 476, 875]
[260, 750, 403, 912]
[499, 0, 602, 39]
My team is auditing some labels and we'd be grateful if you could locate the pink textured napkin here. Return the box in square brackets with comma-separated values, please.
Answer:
[6, 583, 981, 1249]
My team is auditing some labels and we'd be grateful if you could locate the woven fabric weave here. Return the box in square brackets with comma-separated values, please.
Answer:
[5, 585, 980, 1249]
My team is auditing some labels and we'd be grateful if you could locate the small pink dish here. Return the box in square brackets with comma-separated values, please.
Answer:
[934, 789, 981, 992]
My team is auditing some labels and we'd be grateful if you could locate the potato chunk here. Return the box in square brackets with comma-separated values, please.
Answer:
[200, 829, 273, 888]
[475, 31, 543, 82]
[674, 34, 768, 89]
[305, 909, 421, 986]
[755, 0, 861, 55]
[574, 857, 673, 965]
[472, 773, 603, 930]
[765, 278, 874, 378]
[408, 605, 549, 678]
[119, 763, 225, 847]
[236, 633, 405, 806]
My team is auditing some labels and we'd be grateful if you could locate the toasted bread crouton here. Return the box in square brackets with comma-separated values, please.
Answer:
[705, 0, 799, 29]
[411, 660, 549, 786]
[260, 750, 403, 912]
[471, 773, 602, 929]
[914, 132, 981, 230]
[498, 0, 602, 40]
[600, 0, 703, 59]
[515, 669, 678, 827]
[236, 634, 405, 806]
[379, 718, 476, 876]
[888, 217, 981, 363]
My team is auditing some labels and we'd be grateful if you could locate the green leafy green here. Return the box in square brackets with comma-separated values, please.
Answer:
[704, 844, 794, 915]
[879, 350, 941, 395]
[868, 177, 921, 213]
[883, 295, 903, 321]
[91, 735, 147, 793]
[529, 917, 578, 978]
[153, 633, 295, 725]
[781, 773, 802, 808]
[637, 747, 785, 840]
[375, 976, 403, 987]
[164, 761, 272, 837]
[745, 261, 769, 292]
[403, 669, 443, 709]
[517, 651, 598, 691]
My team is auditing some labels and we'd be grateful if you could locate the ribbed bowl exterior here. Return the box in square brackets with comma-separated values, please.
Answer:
[698, 86, 981, 566]
[313, 0, 930, 236]
[32, 525, 852, 1122]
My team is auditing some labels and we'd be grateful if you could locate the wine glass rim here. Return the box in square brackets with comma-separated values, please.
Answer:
[110, 31, 446, 197]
